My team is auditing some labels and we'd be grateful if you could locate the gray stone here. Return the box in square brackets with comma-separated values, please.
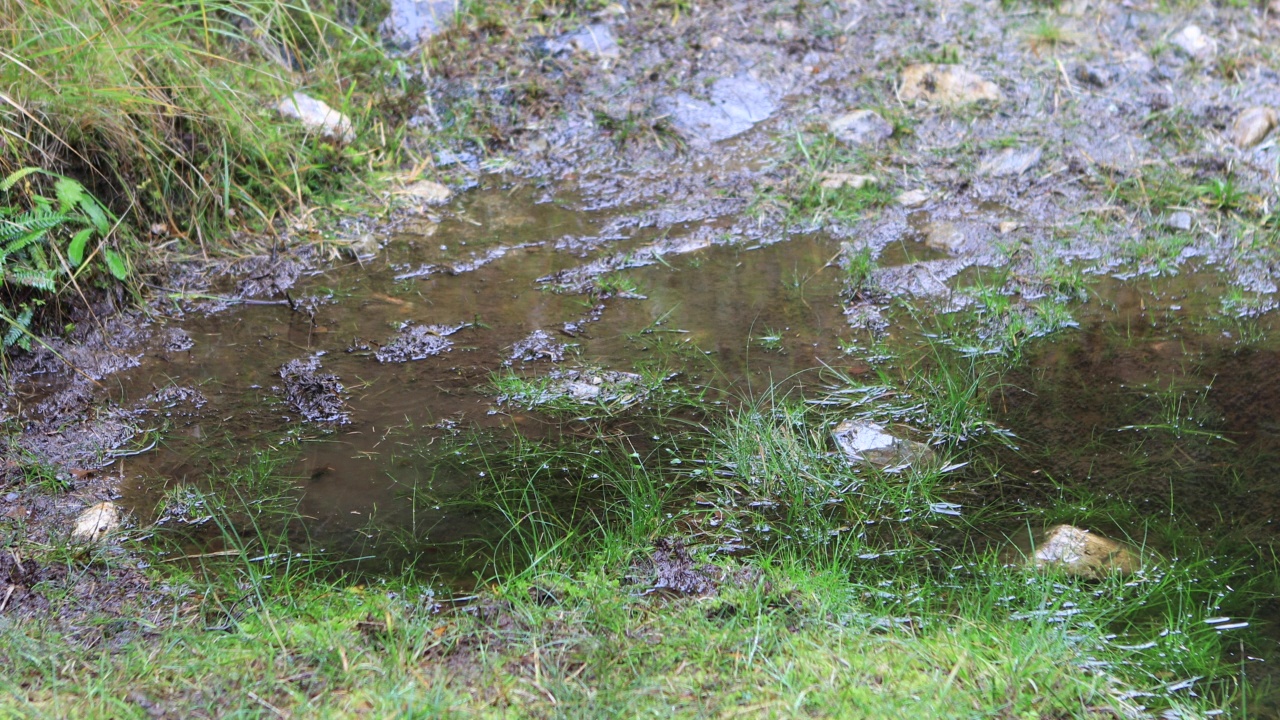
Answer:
[922, 221, 969, 253]
[979, 146, 1042, 177]
[832, 420, 934, 469]
[657, 76, 777, 143]
[1170, 25, 1216, 61]
[551, 24, 619, 58]
[1230, 107, 1278, 149]
[1073, 64, 1117, 88]
[276, 92, 354, 143]
[1165, 211, 1193, 232]
[1018, 524, 1142, 580]
[381, 0, 455, 51]
[71, 502, 121, 544]
[828, 110, 894, 147]
[900, 64, 1001, 104]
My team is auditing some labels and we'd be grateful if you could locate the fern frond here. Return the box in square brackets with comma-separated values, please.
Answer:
[6, 267, 57, 291]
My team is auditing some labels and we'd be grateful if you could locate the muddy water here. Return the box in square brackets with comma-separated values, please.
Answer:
[115, 186, 859, 562]
[107, 185, 1280, 702]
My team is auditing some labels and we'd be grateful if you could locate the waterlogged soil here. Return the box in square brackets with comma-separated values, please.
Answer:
[5, 0, 1280, 711]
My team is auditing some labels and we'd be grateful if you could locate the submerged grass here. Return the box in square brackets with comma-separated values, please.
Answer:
[0, 389, 1252, 717]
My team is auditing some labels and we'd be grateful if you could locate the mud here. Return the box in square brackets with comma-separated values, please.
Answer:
[373, 323, 467, 363]
[278, 357, 349, 424]
[639, 538, 722, 597]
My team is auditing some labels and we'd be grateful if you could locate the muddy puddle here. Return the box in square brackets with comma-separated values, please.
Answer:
[100, 191, 1273, 594]
[79, 182, 1280, 703]
[111, 186, 859, 568]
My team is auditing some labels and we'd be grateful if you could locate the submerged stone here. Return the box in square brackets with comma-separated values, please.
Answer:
[657, 76, 777, 143]
[828, 110, 894, 147]
[832, 420, 934, 469]
[275, 92, 353, 143]
[71, 501, 121, 544]
[1020, 524, 1142, 580]
[1231, 107, 1278, 149]
[900, 64, 1001, 105]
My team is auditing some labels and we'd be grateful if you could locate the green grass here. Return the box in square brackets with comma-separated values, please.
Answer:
[750, 132, 896, 229]
[0, 0, 418, 346]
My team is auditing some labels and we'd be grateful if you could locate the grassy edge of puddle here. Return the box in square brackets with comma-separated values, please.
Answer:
[0, 368, 1261, 718]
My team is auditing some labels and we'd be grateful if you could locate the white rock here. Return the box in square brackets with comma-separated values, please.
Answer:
[832, 420, 934, 469]
[828, 110, 894, 147]
[979, 146, 1042, 177]
[1025, 524, 1142, 580]
[1165, 211, 1193, 232]
[1231, 107, 1278, 149]
[896, 189, 931, 207]
[819, 173, 877, 190]
[901, 64, 1002, 104]
[1170, 25, 1216, 61]
[400, 180, 452, 204]
[276, 92, 354, 143]
[71, 502, 121, 544]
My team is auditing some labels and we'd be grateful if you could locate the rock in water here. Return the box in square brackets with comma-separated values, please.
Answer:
[832, 420, 934, 469]
[828, 110, 894, 147]
[1231, 107, 1278, 149]
[1025, 524, 1141, 580]
[276, 92, 354, 143]
[900, 64, 1002, 104]
[71, 502, 121, 544]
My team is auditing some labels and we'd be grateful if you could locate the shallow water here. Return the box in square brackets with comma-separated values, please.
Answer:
[107, 185, 1280, 706]
[114, 186, 860, 560]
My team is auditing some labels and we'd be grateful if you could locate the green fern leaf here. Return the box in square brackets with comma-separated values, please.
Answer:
[7, 267, 56, 291]
[0, 167, 43, 192]
[103, 248, 128, 280]
[54, 177, 84, 213]
[68, 228, 93, 266]
[3, 227, 48, 257]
